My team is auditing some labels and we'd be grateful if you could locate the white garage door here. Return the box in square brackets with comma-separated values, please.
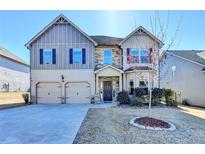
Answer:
[37, 82, 61, 104]
[66, 82, 90, 103]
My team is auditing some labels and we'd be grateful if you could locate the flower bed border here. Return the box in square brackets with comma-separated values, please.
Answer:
[129, 117, 176, 131]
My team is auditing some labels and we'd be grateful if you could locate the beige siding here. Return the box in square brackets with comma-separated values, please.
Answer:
[121, 33, 160, 70]
[31, 23, 95, 70]
[160, 54, 205, 107]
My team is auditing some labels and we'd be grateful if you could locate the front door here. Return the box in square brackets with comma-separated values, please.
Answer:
[103, 81, 112, 101]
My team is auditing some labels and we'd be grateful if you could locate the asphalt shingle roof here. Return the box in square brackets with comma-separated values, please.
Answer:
[167, 50, 205, 66]
[90, 35, 123, 46]
[125, 66, 153, 72]
[0, 46, 29, 66]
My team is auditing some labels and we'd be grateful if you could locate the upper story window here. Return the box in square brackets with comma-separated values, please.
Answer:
[43, 49, 53, 64]
[127, 48, 149, 64]
[104, 50, 112, 65]
[73, 49, 82, 64]
[140, 49, 149, 63]
[40, 48, 56, 65]
[69, 48, 86, 64]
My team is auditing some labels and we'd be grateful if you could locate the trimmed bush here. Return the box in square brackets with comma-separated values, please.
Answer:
[133, 88, 147, 97]
[130, 96, 144, 107]
[151, 99, 159, 106]
[163, 88, 174, 102]
[152, 88, 165, 100]
[166, 99, 178, 107]
[117, 91, 130, 104]
[22, 93, 29, 104]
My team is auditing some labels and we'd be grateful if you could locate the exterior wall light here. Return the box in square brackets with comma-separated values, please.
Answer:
[61, 74, 64, 82]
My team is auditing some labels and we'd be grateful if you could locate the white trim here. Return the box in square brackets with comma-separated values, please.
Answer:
[119, 26, 164, 47]
[94, 65, 123, 74]
[25, 14, 97, 49]
[166, 52, 205, 67]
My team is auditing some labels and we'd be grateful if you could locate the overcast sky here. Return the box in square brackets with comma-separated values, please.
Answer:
[0, 10, 205, 64]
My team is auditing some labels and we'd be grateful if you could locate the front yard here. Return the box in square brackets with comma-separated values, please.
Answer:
[73, 106, 205, 144]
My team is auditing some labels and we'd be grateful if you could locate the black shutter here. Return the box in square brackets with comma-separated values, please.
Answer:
[69, 48, 73, 64]
[82, 48, 86, 64]
[52, 49, 56, 64]
[40, 49, 43, 64]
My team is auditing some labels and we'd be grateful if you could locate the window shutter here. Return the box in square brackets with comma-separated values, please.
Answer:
[127, 48, 130, 63]
[82, 48, 86, 64]
[52, 49, 56, 64]
[40, 49, 43, 64]
[69, 48, 73, 64]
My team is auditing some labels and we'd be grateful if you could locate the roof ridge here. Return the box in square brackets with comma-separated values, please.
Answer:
[0, 46, 29, 66]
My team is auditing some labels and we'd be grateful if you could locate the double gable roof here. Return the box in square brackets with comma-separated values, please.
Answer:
[25, 14, 163, 49]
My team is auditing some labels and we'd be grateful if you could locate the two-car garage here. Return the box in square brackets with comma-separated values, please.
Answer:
[36, 82, 91, 104]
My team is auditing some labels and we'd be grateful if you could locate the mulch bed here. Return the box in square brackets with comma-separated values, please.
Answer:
[134, 117, 171, 128]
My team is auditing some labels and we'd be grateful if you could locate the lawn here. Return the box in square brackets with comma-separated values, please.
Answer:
[73, 106, 205, 144]
[0, 92, 28, 108]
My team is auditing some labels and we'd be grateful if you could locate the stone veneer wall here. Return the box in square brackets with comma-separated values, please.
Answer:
[95, 46, 121, 69]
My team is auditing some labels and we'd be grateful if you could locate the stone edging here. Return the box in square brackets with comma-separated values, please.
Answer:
[129, 117, 176, 131]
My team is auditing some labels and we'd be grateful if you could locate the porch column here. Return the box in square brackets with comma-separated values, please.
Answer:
[123, 73, 127, 91]
[96, 75, 99, 94]
[119, 74, 122, 91]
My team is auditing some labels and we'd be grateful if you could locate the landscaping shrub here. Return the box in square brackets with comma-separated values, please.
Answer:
[151, 99, 159, 106]
[152, 88, 165, 100]
[117, 91, 130, 104]
[22, 93, 29, 104]
[133, 88, 147, 97]
[163, 88, 174, 102]
[166, 99, 178, 107]
[130, 96, 144, 107]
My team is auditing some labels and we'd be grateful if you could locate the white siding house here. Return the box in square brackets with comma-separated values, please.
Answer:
[160, 50, 205, 107]
[0, 46, 30, 92]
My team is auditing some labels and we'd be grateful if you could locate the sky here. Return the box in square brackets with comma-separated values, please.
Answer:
[0, 10, 205, 64]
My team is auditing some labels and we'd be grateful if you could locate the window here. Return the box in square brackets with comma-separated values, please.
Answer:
[140, 49, 149, 63]
[129, 80, 134, 95]
[129, 49, 139, 63]
[73, 49, 82, 64]
[104, 50, 112, 65]
[139, 80, 148, 88]
[43, 49, 53, 64]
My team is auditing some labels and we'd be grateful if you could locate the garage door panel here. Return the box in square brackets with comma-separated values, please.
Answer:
[37, 82, 61, 104]
[66, 82, 90, 103]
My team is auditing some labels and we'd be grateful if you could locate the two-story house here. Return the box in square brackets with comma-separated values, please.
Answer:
[26, 14, 163, 104]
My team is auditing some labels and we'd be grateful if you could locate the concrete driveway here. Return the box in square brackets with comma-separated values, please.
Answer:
[0, 103, 115, 144]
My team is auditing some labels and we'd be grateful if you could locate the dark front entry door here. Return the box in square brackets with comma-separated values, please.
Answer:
[103, 81, 112, 101]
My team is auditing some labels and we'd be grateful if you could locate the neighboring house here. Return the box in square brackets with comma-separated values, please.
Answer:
[0, 46, 30, 92]
[160, 50, 205, 107]
[25, 14, 163, 104]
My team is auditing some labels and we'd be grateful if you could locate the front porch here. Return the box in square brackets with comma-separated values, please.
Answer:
[95, 65, 123, 102]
